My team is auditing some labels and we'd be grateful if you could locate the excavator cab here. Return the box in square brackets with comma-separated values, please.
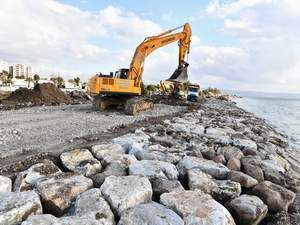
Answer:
[115, 69, 129, 79]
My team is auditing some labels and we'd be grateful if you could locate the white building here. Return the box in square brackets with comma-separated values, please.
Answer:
[26, 66, 32, 78]
[0, 60, 9, 72]
[13, 64, 25, 77]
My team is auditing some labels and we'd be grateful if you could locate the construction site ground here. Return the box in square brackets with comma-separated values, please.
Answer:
[0, 102, 200, 174]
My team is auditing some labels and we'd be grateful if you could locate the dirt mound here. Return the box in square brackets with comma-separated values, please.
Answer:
[151, 94, 191, 106]
[3, 83, 74, 106]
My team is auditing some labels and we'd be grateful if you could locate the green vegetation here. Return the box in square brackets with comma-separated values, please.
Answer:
[50, 76, 65, 88]
[140, 82, 161, 96]
[33, 74, 40, 84]
[0, 70, 13, 85]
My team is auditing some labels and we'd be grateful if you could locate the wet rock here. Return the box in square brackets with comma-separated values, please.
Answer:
[160, 190, 236, 225]
[100, 175, 152, 216]
[36, 173, 93, 216]
[92, 163, 126, 187]
[14, 160, 62, 192]
[22, 214, 103, 225]
[129, 160, 178, 180]
[229, 194, 268, 225]
[0, 191, 42, 225]
[227, 158, 241, 171]
[252, 181, 296, 213]
[214, 180, 241, 203]
[177, 156, 230, 180]
[118, 201, 183, 225]
[91, 143, 125, 160]
[101, 154, 137, 168]
[232, 134, 257, 153]
[73, 188, 115, 225]
[0, 175, 12, 192]
[60, 149, 102, 176]
[229, 171, 258, 188]
[151, 178, 184, 200]
[187, 168, 218, 194]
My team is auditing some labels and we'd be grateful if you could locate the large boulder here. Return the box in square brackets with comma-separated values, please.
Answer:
[176, 156, 230, 180]
[100, 175, 152, 216]
[229, 194, 268, 225]
[228, 171, 258, 188]
[227, 158, 241, 171]
[232, 134, 257, 153]
[0, 191, 42, 225]
[92, 163, 126, 187]
[241, 157, 264, 182]
[214, 180, 241, 203]
[36, 173, 93, 216]
[13, 160, 62, 192]
[60, 149, 102, 176]
[160, 190, 236, 225]
[252, 181, 296, 212]
[151, 178, 184, 200]
[101, 154, 137, 168]
[217, 146, 244, 161]
[187, 168, 218, 194]
[73, 188, 115, 225]
[91, 143, 125, 160]
[0, 175, 12, 192]
[21, 214, 103, 225]
[129, 160, 178, 180]
[118, 202, 184, 225]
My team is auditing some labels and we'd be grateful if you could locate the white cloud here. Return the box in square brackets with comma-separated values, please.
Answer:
[0, 0, 162, 79]
[196, 0, 300, 93]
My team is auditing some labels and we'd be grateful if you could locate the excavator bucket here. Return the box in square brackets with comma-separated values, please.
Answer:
[167, 65, 188, 83]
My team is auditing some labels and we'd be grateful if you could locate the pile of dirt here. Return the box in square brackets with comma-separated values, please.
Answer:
[2, 83, 74, 106]
[151, 94, 192, 106]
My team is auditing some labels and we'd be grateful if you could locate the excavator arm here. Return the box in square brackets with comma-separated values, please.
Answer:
[128, 23, 192, 86]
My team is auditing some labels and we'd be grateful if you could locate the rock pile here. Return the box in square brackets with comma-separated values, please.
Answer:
[0, 98, 299, 225]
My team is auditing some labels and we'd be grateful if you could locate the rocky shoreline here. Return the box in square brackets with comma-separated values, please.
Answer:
[0, 98, 299, 225]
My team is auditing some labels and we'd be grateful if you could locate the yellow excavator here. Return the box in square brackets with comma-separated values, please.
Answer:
[88, 23, 192, 115]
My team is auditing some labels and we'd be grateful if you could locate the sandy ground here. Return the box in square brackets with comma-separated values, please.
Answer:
[0, 103, 186, 159]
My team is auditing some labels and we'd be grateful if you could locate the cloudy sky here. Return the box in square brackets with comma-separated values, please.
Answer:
[0, 0, 299, 93]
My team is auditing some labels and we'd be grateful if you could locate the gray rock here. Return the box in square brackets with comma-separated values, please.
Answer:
[241, 157, 264, 182]
[118, 201, 183, 225]
[229, 171, 258, 188]
[229, 194, 268, 225]
[232, 134, 257, 152]
[14, 160, 62, 192]
[129, 160, 178, 180]
[91, 143, 125, 160]
[214, 180, 241, 203]
[252, 181, 296, 213]
[0, 175, 12, 192]
[100, 175, 152, 216]
[187, 168, 218, 194]
[217, 146, 244, 161]
[0, 191, 42, 225]
[22, 214, 103, 225]
[160, 190, 236, 225]
[101, 154, 137, 168]
[151, 178, 184, 200]
[177, 156, 230, 179]
[36, 173, 93, 216]
[60, 149, 102, 176]
[73, 188, 115, 225]
[92, 163, 126, 187]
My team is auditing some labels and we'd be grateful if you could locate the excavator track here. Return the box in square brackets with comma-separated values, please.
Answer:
[124, 96, 154, 115]
[93, 95, 154, 115]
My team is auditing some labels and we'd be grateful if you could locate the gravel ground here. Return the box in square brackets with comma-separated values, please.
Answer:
[0, 103, 186, 159]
